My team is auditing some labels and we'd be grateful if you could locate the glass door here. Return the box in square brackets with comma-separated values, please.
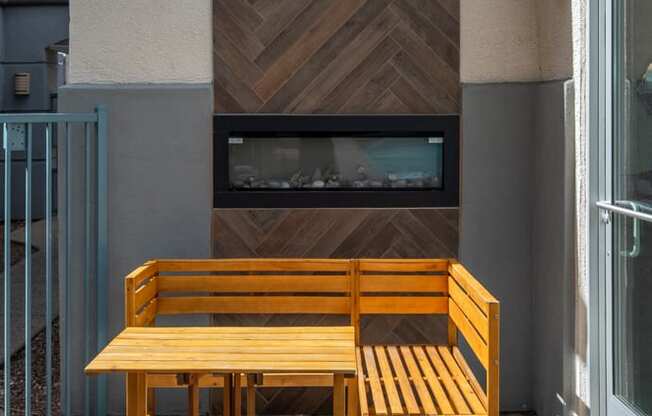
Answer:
[597, 0, 652, 415]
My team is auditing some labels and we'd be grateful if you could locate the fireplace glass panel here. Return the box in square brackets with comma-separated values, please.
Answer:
[228, 136, 444, 190]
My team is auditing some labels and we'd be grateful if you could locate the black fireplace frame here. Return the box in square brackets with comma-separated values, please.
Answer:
[213, 114, 459, 208]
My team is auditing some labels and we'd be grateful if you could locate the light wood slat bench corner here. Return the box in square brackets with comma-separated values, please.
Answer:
[94, 257, 499, 416]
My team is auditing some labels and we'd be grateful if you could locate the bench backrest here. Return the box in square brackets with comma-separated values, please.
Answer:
[125, 259, 353, 327]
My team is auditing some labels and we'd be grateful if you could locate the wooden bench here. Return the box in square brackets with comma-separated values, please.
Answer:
[123, 258, 499, 416]
[354, 259, 499, 416]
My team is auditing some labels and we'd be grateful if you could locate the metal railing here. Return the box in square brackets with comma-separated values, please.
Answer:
[1, 107, 108, 415]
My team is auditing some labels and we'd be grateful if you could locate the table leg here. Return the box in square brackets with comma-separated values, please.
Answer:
[126, 373, 147, 416]
[347, 378, 359, 416]
[233, 373, 242, 416]
[247, 375, 256, 416]
[126, 373, 138, 416]
[188, 374, 200, 416]
[137, 373, 148, 416]
[223, 374, 233, 416]
[333, 374, 345, 416]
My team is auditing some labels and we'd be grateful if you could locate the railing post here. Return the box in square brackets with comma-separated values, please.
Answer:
[45, 122, 53, 416]
[95, 105, 108, 416]
[25, 123, 33, 416]
[3, 122, 12, 414]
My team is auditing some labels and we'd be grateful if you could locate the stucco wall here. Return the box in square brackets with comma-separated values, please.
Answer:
[461, 0, 572, 83]
[68, 0, 212, 84]
[536, 0, 573, 81]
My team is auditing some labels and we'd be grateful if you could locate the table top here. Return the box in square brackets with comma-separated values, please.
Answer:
[85, 326, 357, 375]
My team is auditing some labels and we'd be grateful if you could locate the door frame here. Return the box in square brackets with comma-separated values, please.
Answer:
[590, 0, 652, 414]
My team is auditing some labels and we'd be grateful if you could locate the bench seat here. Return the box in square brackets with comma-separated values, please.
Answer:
[356, 345, 487, 416]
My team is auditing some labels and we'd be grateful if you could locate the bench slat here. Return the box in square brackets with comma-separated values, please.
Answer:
[373, 346, 403, 415]
[448, 299, 488, 367]
[425, 346, 471, 414]
[448, 262, 498, 314]
[134, 277, 157, 310]
[360, 296, 447, 314]
[356, 349, 371, 416]
[362, 346, 388, 416]
[157, 296, 350, 315]
[156, 259, 350, 272]
[438, 346, 486, 414]
[360, 275, 447, 293]
[449, 277, 489, 341]
[413, 346, 455, 414]
[358, 259, 448, 272]
[400, 346, 437, 415]
[386, 346, 420, 415]
[452, 347, 488, 409]
[157, 275, 350, 293]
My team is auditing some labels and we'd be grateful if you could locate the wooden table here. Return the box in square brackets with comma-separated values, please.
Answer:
[85, 326, 357, 416]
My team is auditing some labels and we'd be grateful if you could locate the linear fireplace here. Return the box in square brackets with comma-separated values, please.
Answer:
[214, 115, 459, 208]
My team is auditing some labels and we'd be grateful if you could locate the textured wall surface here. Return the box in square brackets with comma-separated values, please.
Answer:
[69, 0, 212, 83]
[461, 0, 539, 83]
[536, 0, 573, 80]
[213, 0, 460, 113]
[461, 0, 572, 83]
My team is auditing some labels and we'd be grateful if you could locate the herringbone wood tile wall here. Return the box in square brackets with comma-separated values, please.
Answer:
[214, 0, 460, 113]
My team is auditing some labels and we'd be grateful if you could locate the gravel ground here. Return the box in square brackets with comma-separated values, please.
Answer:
[1, 220, 61, 415]
[0, 221, 27, 273]
[0, 319, 61, 415]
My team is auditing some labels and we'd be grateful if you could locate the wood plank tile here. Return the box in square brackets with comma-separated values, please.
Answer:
[368, 87, 411, 114]
[255, 0, 332, 70]
[339, 63, 400, 112]
[254, 0, 365, 101]
[220, 0, 264, 32]
[255, 0, 312, 45]
[214, 28, 264, 86]
[391, 50, 458, 113]
[258, 0, 394, 112]
[389, 76, 437, 113]
[214, 0, 265, 61]
[407, 0, 459, 45]
[315, 35, 401, 113]
[389, 1, 459, 72]
[289, 8, 399, 112]
[214, 54, 263, 111]
[390, 23, 459, 100]
[436, 0, 460, 22]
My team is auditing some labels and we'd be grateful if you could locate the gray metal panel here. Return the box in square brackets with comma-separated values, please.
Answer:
[460, 82, 536, 412]
[531, 80, 574, 416]
[57, 83, 213, 415]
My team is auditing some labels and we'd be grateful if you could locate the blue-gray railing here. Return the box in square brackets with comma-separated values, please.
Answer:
[1, 107, 107, 415]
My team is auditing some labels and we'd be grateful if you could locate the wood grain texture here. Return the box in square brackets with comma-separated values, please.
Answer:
[210, 207, 458, 414]
[214, 0, 460, 113]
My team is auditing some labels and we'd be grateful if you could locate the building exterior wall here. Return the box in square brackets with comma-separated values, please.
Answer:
[460, 1, 574, 413]
[0, 4, 68, 219]
[0, 4, 68, 111]
[68, 0, 212, 84]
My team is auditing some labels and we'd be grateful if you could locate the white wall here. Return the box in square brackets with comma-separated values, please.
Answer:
[461, 0, 572, 83]
[68, 0, 212, 84]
